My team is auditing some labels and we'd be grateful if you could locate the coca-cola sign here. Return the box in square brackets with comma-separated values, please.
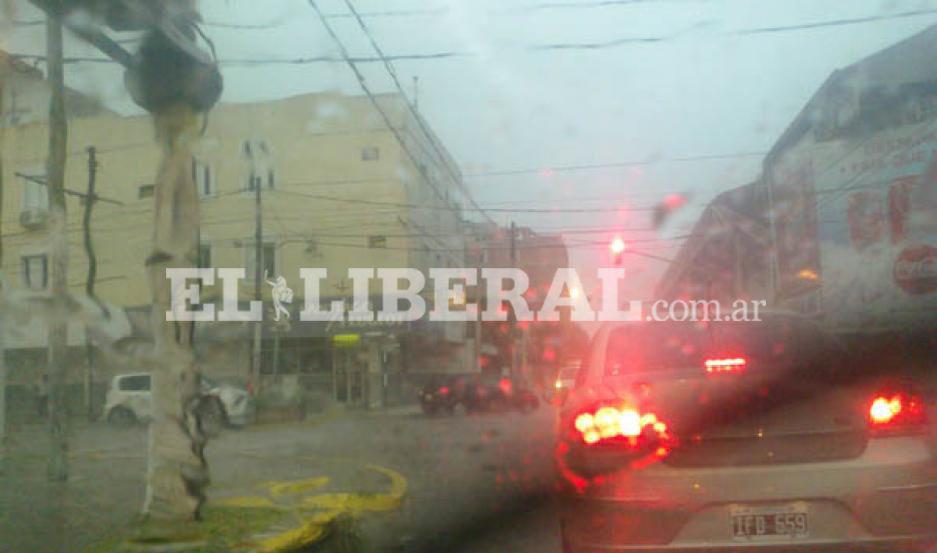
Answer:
[894, 245, 937, 295]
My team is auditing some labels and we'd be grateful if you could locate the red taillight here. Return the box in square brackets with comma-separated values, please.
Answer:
[868, 391, 928, 435]
[704, 357, 747, 374]
[438, 386, 450, 395]
[572, 404, 670, 448]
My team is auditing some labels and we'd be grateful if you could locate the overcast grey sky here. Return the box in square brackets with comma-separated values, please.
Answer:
[8, 0, 937, 300]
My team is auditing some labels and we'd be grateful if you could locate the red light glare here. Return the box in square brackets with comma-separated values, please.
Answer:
[869, 397, 898, 424]
[704, 357, 747, 373]
[438, 386, 450, 395]
[610, 237, 626, 254]
[663, 193, 688, 210]
[867, 391, 928, 434]
[573, 405, 670, 445]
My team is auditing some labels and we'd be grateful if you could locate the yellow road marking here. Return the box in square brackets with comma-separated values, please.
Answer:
[217, 464, 408, 552]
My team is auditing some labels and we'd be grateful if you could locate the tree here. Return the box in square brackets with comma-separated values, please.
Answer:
[122, 8, 222, 520]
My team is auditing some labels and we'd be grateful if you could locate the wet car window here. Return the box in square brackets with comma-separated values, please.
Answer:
[2, 2, 937, 553]
[605, 325, 705, 374]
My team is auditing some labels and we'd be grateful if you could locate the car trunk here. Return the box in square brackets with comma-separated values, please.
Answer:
[596, 320, 869, 468]
[625, 368, 870, 468]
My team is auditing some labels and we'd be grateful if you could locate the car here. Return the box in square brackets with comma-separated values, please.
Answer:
[557, 313, 937, 552]
[104, 372, 255, 431]
[546, 362, 581, 405]
[419, 374, 468, 415]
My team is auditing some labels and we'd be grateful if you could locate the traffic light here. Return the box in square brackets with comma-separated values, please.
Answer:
[610, 236, 626, 265]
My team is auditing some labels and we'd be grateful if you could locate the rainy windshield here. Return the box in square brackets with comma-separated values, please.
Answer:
[1, 1, 936, 553]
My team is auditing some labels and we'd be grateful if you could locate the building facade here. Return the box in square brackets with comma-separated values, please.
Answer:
[1, 90, 475, 410]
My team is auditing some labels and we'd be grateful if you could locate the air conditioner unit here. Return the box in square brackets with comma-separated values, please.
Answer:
[19, 208, 48, 229]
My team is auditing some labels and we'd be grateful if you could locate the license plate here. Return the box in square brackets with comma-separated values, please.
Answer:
[730, 504, 808, 540]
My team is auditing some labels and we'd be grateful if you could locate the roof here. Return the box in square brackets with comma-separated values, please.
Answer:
[766, 23, 937, 163]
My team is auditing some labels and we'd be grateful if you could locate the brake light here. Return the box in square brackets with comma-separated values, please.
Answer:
[704, 357, 747, 374]
[572, 404, 670, 447]
[868, 391, 927, 435]
[438, 386, 450, 395]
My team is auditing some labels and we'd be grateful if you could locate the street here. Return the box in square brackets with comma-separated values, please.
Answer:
[0, 405, 561, 553]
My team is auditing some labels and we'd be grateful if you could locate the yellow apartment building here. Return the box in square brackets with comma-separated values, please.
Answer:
[1, 90, 475, 410]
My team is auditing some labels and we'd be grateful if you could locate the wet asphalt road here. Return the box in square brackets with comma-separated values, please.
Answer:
[0, 404, 562, 553]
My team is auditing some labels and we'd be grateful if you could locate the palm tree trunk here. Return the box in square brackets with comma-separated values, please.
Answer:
[141, 104, 208, 520]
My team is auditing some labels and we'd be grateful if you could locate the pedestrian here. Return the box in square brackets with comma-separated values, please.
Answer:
[34, 373, 48, 419]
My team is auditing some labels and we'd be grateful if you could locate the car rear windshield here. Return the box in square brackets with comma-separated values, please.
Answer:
[605, 319, 836, 377]
[605, 324, 707, 375]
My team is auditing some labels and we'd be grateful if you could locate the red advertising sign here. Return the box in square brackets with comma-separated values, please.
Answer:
[894, 245, 937, 295]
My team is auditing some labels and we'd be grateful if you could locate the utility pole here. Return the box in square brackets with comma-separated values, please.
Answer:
[82, 147, 98, 420]
[45, 10, 70, 482]
[250, 149, 263, 394]
[509, 221, 517, 376]
[0, 110, 6, 475]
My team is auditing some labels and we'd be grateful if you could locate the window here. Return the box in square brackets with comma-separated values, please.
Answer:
[605, 324, 705, 376]
[192, 159, 215, 197]
[244, 168, 275, 192]
[368, 235, 387, 249]
[361, 146, 380, 161]
[243, 140, 270, 158]
[118, 374, 151, 391]
[22, 254, 48, 290]
[138, 184, 155, 199]
[244, 241, 277, 279]
[21, 174, 48, 211]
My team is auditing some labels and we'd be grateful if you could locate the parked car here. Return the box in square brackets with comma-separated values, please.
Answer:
[557, 313, 937, 552]
[105, 373, 255, 431]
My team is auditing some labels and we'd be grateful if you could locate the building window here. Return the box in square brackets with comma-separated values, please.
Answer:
[244, 241, 277, 279]
[22, 254, 48, 290]
[243, 140, 270, 158]
[138, 184, 155, 199]
[361, 146, 380, 161]
[192, 159, 215, 197]
[368, 235, 387, 249]
[244, 168, 275, 192]
[21, 174, 48, 211]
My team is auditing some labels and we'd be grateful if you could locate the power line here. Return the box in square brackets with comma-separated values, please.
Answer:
[465, 151, 766, 178]
[270, 187, 661, 213]
[12, 8, 937, 67]
[305, 0, 466, 225]
[735, 8, 937, 36]
[341, 0, 495, 225]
